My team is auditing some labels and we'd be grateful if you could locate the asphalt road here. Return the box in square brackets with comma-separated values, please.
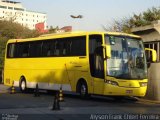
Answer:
[0, 84, 160, 120]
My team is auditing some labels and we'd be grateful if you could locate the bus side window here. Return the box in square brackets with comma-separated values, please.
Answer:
[62, 39, 72, 56]
[29, 41, 42, 57]
[59, 40, 65, 56]
[42, 41, 52, 57]
[65, 40, 72, 56]
[50, 41, 56, 56]
[7, 43, 16, 58]
[54, 41, 60, 56]
[52, 36, 86, 57]
[21, 43, 29, 58]
[70, 36, 86, 56]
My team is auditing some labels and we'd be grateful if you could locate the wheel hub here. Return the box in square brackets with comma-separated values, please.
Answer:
[21, 81, 26, 90]
[81, 85, 86, 95]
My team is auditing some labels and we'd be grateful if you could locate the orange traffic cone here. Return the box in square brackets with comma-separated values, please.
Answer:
[59, 87, 64, 102]
[10, 81, 15, 94]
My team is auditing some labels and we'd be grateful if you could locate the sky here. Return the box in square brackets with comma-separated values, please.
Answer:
[18, 0, 160, 31]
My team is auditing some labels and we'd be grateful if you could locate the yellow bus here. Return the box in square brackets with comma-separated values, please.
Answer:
[4, 31, 156, 98]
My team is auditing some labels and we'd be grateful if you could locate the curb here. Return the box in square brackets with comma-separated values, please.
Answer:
[0, 90, 9, 93]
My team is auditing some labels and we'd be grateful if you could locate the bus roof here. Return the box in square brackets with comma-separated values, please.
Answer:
[7, 31, 141, 43]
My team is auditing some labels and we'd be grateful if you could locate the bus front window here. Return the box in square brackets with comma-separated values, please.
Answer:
[105, 35, 147, 79]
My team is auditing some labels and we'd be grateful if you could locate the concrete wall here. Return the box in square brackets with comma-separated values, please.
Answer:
[135, 30, 160, 42]
[132, 21, 160, 101]
[132, 20, 160, 42]
[146, 63, 160, 100]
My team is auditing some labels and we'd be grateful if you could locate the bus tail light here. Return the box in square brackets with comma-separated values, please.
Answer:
[105, 80, 119, 86]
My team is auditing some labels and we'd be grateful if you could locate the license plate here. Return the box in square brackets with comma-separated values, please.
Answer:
[6, 78, 10, 84]
[126, 90, 133, 94]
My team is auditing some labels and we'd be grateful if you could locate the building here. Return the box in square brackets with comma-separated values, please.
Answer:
[0, 0, 47, 30]
[35, 22, 48, 33]
[131, 20, 160, 61]
[60, 26, 72, 32]
[131, 20, 160, 101]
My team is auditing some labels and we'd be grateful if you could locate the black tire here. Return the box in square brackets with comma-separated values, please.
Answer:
[19, 77, 27, 93]
[78, 81, 89, 98]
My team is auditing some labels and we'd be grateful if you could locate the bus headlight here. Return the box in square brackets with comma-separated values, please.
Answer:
[139, 82, 147, 87]
[105, 80, 119, 86]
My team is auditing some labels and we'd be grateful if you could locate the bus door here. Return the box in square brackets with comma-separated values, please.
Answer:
[89, 35, 105, 95]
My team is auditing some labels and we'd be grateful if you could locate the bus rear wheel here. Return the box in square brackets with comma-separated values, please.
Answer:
[19, 77, 27, 93]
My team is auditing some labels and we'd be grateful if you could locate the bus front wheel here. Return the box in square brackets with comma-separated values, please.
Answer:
[19, 77, 27, 93]
[77, 80, 89, 98]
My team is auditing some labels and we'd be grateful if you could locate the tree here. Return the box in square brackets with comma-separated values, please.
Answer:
[0, 20, 41, 70]
[105, 7, 160, 33]
[48, 26, 59, 33]
[0, 37, 7, 69]
[0, 20, 40, 39]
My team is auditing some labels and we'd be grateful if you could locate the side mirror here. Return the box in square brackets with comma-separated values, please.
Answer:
[145, 48, 157, 62]
[102, 44, 111, 59]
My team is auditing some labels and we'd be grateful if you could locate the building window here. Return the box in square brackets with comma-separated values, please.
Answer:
[0, 5, 7, 9]
[14, 8, 24, 11]
[8, 7, 13, 10]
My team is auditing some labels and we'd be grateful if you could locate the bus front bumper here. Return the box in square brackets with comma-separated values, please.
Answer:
[103, 84, 147, 97]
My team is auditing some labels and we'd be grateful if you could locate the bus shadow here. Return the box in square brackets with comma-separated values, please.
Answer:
[15, 88, 160, 108]
[19, 87, 138, 104]
[64, 93, 138, 103]
[7, 81, 138, 105]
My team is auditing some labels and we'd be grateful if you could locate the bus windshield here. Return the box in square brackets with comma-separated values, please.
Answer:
[105, 35, 147, 79]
